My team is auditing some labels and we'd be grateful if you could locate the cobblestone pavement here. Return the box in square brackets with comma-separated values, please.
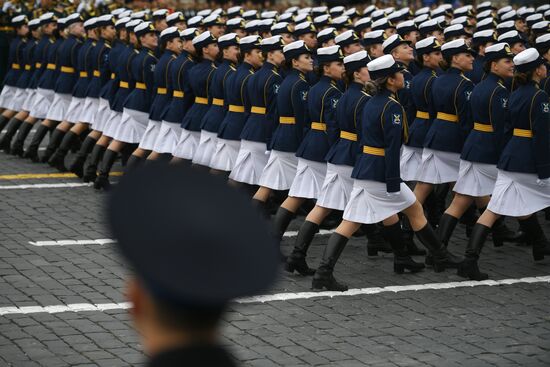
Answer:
[1, 150, 550, 367]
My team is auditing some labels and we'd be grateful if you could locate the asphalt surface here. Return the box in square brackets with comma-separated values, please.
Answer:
[1, 143, 549, 367]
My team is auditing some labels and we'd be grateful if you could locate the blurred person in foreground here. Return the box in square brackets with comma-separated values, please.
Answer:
[108, 163, 279, 366]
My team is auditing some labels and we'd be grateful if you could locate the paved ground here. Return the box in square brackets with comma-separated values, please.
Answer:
[1, 144, 550, 367]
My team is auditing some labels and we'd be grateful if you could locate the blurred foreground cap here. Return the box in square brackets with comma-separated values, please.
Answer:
[108, 164, 279, 307]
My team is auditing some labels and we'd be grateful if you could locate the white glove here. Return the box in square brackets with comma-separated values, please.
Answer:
[536, 178, 550, 187]
[386, 191, 401, 197]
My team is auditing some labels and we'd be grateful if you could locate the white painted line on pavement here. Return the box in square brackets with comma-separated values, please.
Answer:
[1, 276, 549, 315]
[0, 183, 93, 190]
[28, 230, 335, 247]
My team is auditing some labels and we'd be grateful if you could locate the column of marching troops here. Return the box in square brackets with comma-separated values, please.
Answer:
[0, 2, 550, 292]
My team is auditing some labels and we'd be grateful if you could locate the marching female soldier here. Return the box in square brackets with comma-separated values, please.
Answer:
[413, 39, 475, 206]
[171, 31, 218, 163]
[117, 21, 159, 169]
[0, 13, 57, 153]
[9, 18, 42, 156]
[210, 35, 263, 175]
[251, 40, 312, 213]
[192, 32, 239, 168]
[72, 16, 131, 181]
[229, 35, 285, 186]
[400, 37, 441, 186]
[437, 43, 517, 251]
[47, 14, 116, 170]
[25, 17, 97, 162]
[92, 19, 144, 190]
[271, 45, 344, 241]
[146, 27, 186, 161]
[0, 15, 28, 138]
[459, 48, 550, 281]
[286, 50, 372, 276]
[127, 26, 182, 163]
[311, 55, 461, 292]
[18, 14, 84, 161]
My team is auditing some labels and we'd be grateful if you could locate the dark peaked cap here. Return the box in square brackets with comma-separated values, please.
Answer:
[108, 164, 279, 307]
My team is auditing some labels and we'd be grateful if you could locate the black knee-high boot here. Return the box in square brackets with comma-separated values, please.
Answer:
[82, 144, 105, 182]
[272, 207, 295, 242]
[68, 136, 97, 178]
[518, 215, 550, 261]
[40, 129, 67, 163]
[0, 114, 10, 132]
[125, 154, 144, 171]
[311, 233, 349, 291]
[47, 131, 79, 170]
[10, 121, 34, 156]
[94, 149, 118, 190]
[24, 124, 50, 162]
[415, 223, 463, 272]
[400, 215, 427, 256]
[251, 198, 270, 219]
[426, 213, 459, 266]
[383, 222, 425, 274]
[363, 223, 392, 256]
[286, 221, 318, 276]
[0, 118, 23, 152]
[457, 223, 490, 280]
[491, 216, 523, 247]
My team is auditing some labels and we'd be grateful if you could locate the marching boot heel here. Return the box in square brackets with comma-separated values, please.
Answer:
[69, 136, 97, 178]
[48, 131, 79, 171]
[285, 221, 319, 276]
[82, 144, 105, 182]
[0, 118, 23, 152]
[457, 258, 489, 280]
[311, 233, 349, 291]
[10, 122, 33, 156]
[518, 215, 550, 262]
[24, 124, 50, 162]
[383, 222, 425, 274]
[393, 257, 425, 274]
[457, 223, 491, 279]
[415, 223, 463, 273]
[41, 129, 67, 163]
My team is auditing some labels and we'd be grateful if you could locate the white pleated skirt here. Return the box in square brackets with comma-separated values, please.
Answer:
[45, 93, 72, 122]
[0, 85, 17, 109]
[30, 88, 55, 119]
[343, 180, 417, 224]
[138, 120, 162, 150]
[487, 170, 550, 217]
[229, 140, 269, 185]
[21, 89, 36, 112]
[416, 147, 460, 184]
[288, 158, 327, 199]
[11, 87, 27, 111]
[192, 130, 218, 167]
[173, 129, 200, 160]
[453, 160, 497, 197]
[65, 97, 85, 124]
[91, 98, 111, 132]
[101, 110, 116, 138]
[259, 150, 298, 191]
[400, 145, 423, 182]
[316, 163, 354, 211]
[210, 138, 240, 172]
[114, 108, 149, 144]
[79, 97, 100, 124]
[153, 121, 182, 154]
